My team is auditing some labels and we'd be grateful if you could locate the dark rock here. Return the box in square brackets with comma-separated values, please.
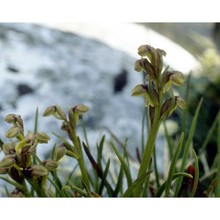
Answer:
[17, 84, 34, 96]
[7, 65, 19, 73]
[113, 69, 128, 93]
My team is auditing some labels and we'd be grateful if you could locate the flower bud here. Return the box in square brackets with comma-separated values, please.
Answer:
[131, 84, 154, 107]
[4, 114, 17, 124]
[0, 155, 16, 169]
[5, 114, 23, 131]
[134, 59, 144, 72]
[72, 104, 90, 114]
[138, 45, 157, 64]
[28, 165, 48, 177]
[141, 59, 156, 79]
[162, 71, 185, 92]
[176, 96, 187, 109]
[36, 132, 50, 143]
[6, 126, 21, 138]
[131, 84, 148, 96]
[15, 115, 24, 131]
[160, 97, 177, 119]
[148, 83, 159, 106]
[3, 142, 15, 155]
[43, 159, 59, 171]
[25, 131, 35, 143]
[68, 109, 78, 128]
[43, 105, 56, 117]
[55, 105, 67, 121]
[137, 45, 166, 76]
[169, 71, 185, 86]
[53, 145, 67, 161]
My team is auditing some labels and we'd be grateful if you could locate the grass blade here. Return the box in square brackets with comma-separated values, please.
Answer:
[34, 107, 39, 133]
[82, 142, 102, 178]
[215, 111, 220, 197]
[97, 135, 105, 169]
[123, 171, 152, 197]
[156, 172, 193, 197]
[4, 185, 10, 197]
[181, 72, 192, 134]
[66, 164, 78, 185]
[199, 110, 220, 156]
[175, 97, 203, 196]
[163, 121, 175, 159]
[81, 116, 90, 148]
[0, 176, 31, 197]
[111, 142, 132, 187]
[153, 147, 160, 188]
[113, 167, 124, 196]
[191, 148, 199, 197]
[48, 176, 65, 197]
[165, 132, 184, 196]
[98, 159, 113, 196]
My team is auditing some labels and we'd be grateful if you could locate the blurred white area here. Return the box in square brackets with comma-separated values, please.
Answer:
[41, 23, 200, 73]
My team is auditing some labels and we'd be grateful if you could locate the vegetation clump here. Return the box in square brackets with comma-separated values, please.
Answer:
[0, 44, 219, 197]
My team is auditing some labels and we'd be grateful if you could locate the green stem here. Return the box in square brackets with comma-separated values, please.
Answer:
[26, 177, 48, 197]
[134, 106, 161, 196]
[69, 127, 90, 189]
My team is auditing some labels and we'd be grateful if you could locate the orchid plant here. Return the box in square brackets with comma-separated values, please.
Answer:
[0, 44, 219, 197]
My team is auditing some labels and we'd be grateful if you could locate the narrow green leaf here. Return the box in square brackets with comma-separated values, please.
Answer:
[153, 147, 160, 188]
[156, 172, 193, 197]
[191, 148, 199, 197]
[70, 185, 88, 197]
[199, 110, 220, 156]
[82, 142, 102, 178]
[113, 167, 124, 196]
[141, 109, 150, 155]
[175, 98, 203, 196]
[48, 176, 65, 197]
[123, 171, 152, 197]
[181, 72, 191, 134]
[81, 116, 90, 148]
[98, 159, 113, 196]
[163, 121, 174, 159]
[51, 170, 63, 190]
[141, 159, 152, 197]
[34, 107, 39, 133]
[165, 132, 184, 196]
[111, 142, 132, 187]
[215, 112, 220, 197]
[4, 185, 10, 197]
[0, 176, 30, 196]
[97, 135, 105, 168]
[66, 164, 79, 185]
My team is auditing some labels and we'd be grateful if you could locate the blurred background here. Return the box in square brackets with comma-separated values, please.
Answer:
[0, 22, 219, 175]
